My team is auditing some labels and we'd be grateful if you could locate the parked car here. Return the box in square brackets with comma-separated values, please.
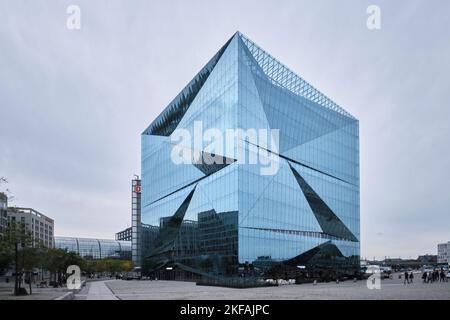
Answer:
[380, 266, 392, 279]
[364, 265, 380, 274]
[365, 265, 392, 278]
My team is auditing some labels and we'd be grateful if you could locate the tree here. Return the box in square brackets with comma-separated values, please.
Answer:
[0, 177, 15, 203]
[21, 245, 45, 294]
[0, 221, 34, 295]
[0, 177, 13, 274]
[82, 259, 133, 276]
[41, 248, 85, 287]
[1, 224, 88, 293]
[0, 239, 13, 275]
[121, 260, 134, 273]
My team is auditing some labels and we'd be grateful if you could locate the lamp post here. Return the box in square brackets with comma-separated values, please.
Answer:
[14, 241, 19, 295]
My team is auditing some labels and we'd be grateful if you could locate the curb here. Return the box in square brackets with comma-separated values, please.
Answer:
[54, 291, 74, 300]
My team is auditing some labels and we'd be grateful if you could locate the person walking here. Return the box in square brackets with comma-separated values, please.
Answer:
[404, 271, 409, 285]
[409, 272, 414, 284]
[422, 271, 427, 283]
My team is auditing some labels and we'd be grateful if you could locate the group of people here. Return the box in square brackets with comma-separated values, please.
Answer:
[421, 269, 447, 283]
[403, 271, 414, 284]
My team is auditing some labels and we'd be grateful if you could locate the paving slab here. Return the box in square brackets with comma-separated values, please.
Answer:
[84, 280, 118, 300]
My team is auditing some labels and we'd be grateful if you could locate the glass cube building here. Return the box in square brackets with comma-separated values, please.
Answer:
[141, 32, 359, 279]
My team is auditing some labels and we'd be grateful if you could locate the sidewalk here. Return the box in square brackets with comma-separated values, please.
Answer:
[84, 280, 118, 300]
[0, 283, 68, 300]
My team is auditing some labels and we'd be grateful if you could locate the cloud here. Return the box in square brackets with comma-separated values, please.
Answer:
[1, 0, 449, 259]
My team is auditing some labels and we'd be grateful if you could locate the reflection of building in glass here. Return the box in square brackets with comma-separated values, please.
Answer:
[141, 32, 360, 280]
[160, 217, 198, 257]
[140, 223, 159, 262]
[54, 237, 131, 260]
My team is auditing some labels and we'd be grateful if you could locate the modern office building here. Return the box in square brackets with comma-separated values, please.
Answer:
[437, 242, 450, 265]
[0, 193, 8, 232]
[140, 32, 360, 279]
[7, 207, 54, 248]
[116, 227, 132, 241]
[54, 236, 131, 260]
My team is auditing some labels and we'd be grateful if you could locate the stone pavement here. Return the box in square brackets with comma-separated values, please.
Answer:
[0, 282, 70, 300]
[2, 273, 450, 300]
[105, 274, 450, 300]
[75, 280, 118, 300]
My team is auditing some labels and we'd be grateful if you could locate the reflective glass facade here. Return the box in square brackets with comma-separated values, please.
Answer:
[141, 32, 359, 279]
[55, 237, 131, 260]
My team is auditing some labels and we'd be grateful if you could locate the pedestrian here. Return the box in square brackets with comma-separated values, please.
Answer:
[440, 270, 445, 282]
[422, 272, 427, 283]
[409, 272, 414, 283]
[404, 271, 409, 285]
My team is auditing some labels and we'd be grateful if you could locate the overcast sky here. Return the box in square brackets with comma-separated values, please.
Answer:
[1, 0, 449, 259]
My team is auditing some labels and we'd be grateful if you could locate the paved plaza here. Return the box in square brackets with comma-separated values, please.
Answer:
[74, 273, 450, 300]
[0, 282, 69, 300]
[1, 273, 448, 300]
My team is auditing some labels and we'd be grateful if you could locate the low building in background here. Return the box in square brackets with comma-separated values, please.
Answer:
[6, 206, 54, 248]
[417, 254, 438, 265]
[54, 236, 131, 260]
[116, 227, 132, 241]
[438, 242, 450, 265]
[364, 255, 438, 270]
